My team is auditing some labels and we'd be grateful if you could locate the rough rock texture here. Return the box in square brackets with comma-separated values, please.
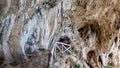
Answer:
[0, 0, 120, 68]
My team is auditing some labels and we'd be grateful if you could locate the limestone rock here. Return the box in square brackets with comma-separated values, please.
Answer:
[0, 0, 120, 68]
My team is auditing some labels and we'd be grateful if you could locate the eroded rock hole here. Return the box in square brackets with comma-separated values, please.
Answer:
[87, 50, 95, 61]
[108, 53, 114, 66]
[108, 53, 113, 58]
[114, 37, 118, 42]
[43, 0, 57, 8]
[86, 50, 96, 68]
[78, 24, 96, 40]
[98, 56, 103, 64]
[78, 26, 89, 39]
[78, 27, 84, 32]
[58, 36, 71, 44]
[90, 24, 96, 35]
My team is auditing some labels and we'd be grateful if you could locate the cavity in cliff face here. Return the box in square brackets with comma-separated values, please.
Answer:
[0, 0, 120, 68]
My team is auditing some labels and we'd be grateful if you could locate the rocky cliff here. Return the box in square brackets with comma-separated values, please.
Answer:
[0, 0, 120, 68]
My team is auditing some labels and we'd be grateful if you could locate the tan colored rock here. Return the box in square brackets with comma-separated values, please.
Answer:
[0, 0, 120, 68]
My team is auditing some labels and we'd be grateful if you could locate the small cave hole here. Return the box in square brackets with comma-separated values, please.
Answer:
[90, 24, 96, 35]
[108, 53, 113, 58]
[4, 64, 7, 66]
[78, 27, 84, 32]
[18, 16, 20, 18]
[87, 50, 95, 61]
[99, 41, 101, 44]
[98, 56, 103, 64]
[114, 37, 118, 42]
[58, 36, 71, 44]
[86, 36, 89, 39]
[90, 24, 93, 27]
[70, 66, 72, 68]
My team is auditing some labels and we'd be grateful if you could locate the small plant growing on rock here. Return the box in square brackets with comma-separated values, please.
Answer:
[74, 50, 79, 55]
[104, 65, 111, 68]
[76, 64, 81, 68]
[30, 16, 33, 19]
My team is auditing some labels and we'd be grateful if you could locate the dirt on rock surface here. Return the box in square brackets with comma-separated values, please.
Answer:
[0, 49, 49, 68]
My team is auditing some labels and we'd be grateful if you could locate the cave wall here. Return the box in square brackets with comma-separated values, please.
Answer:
[0, 0, 120, 68]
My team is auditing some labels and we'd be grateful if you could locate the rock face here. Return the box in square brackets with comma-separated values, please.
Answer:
[0, 0, 120, 68]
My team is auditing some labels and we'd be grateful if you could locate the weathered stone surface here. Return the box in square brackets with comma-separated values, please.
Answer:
[0, 0, 120, 68]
